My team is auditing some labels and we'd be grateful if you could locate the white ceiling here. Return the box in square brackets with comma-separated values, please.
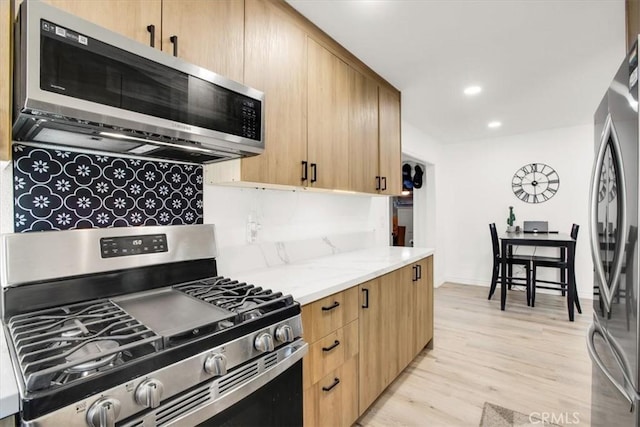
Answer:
[287, 0, 626, 144]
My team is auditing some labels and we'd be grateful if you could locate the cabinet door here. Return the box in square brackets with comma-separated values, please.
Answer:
[303, 356, 358, 427]
[348, 67, 379, 193]
[358, 277, 385, 414]
[42, 0, 161, 47]
[307, 37, 350, 190]
[240, 0, 308, 186]
[0, 0, 11, 160]
[414, 256, 434, 354]
[396, 264, 415, 370]
[378, 85, 402, 195]
[358, 271, 405, 414]
[161, 0, 243, 82]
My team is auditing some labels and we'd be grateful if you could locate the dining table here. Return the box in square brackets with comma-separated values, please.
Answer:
[499, 231, 578, 321]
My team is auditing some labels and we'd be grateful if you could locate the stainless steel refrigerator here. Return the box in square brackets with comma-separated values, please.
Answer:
[589, 41, 640, 426]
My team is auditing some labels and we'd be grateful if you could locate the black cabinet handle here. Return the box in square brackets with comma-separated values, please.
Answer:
[381, 176, 387, 191]
[170, 35, 178, 57]
[362, 288, 369, 308]
[412, 265, 418, 282]
[301, 161, 308, 181]
[146, 24, 156, 48]
[321, 301, 340, 311]
[322, 340, 340, 352]
[417, 264, 422, 280]
[310, 163, 317, 183]
[322, 377, 340, 392]
[375, 176, 381, 191]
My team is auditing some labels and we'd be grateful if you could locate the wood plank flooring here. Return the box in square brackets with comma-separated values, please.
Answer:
[356, 283, 593, 427]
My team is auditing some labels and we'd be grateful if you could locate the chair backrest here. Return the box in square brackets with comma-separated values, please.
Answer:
[523, 221, 548, 233]
[489, 223, 500, 259]
[571, 224, 579, 240]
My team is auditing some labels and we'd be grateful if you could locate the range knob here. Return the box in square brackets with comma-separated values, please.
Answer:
[204, 353, 227, 376]
[86, 397, 121, 427]
[275, 324, 295, 343]
[254, 332, 275, 352]
[135, 378, 164, 409]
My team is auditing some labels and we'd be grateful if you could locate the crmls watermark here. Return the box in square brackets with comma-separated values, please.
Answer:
[529, 412, 581, 425]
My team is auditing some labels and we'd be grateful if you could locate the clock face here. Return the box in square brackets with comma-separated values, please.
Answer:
[511, 163, 559, 203]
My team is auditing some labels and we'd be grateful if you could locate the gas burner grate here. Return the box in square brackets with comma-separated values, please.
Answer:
[7, 300, 162, 392]
[174, 277, 294, 322]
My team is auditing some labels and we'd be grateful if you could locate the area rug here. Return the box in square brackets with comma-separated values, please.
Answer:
[479, 402, 562, 427]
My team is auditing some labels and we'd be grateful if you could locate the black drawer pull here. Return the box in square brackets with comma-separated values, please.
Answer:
[412, 265, 418, 282]
[311, 163, 317, 183]
[322, 377, 340, 392]
[375, 176, 381, 191]
[301, 160, 308, 181]
[321, 301, 340, 311]
[417, 264, 422, 280]
[362, 288, 369, 308]
[146, 24, 155, 48]
[322, 340, 340, 352]
[381, 176, 387, 191]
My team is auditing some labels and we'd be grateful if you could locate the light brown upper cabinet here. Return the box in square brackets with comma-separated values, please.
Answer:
[238, 0, 308, 187]
[161, 0, 244, 82]
[627, 0, 640, 52]
[40, 0, 162, 47]
[44, 0, 243, 81]
[0, 0, 12, 160]
[306, 38, 350, 190]
[348, 68, 379, 194]
[378, 86, 402, 195]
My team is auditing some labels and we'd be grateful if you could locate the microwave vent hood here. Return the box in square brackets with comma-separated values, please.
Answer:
[13, 0, 265, 164]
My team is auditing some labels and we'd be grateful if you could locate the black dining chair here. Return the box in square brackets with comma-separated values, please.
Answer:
[487, 223, 532, 305]
[530, 224, 581, 313]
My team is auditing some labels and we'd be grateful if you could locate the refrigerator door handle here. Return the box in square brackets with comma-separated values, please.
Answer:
[587, 323, 637, 411]
[589, 114, 628, 314]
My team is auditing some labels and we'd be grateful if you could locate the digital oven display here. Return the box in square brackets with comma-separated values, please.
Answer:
[100, 234, 168, 258]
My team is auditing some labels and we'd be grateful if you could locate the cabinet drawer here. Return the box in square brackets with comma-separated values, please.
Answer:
[303, 319, 358, 390]
[302, 286, 358, 343]
[303, 356, 358, 427]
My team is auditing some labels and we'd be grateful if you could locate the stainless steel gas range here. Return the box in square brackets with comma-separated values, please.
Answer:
[0, 224, 307, 427]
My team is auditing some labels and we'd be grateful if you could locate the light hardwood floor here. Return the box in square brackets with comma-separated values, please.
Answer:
[356, 283, 593, 426]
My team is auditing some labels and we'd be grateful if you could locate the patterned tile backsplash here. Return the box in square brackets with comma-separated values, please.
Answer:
[13, 144, 203, 232]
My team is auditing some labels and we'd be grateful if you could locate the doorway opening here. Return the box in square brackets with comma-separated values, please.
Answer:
[392, 155, 424, 247]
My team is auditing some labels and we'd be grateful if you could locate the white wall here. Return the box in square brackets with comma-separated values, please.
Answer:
[441, 123, 594, 299]
[402, 119, 447, 287]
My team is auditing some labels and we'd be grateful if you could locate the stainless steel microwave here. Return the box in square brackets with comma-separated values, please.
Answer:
[13, 0, 264, 164]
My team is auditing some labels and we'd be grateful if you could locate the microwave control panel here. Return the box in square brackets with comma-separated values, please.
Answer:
[241, 100, 260, 140]
[100, 234, 167, 258]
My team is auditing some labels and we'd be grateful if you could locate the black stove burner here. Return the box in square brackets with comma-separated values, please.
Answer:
[174, 277, 291, 325]
[7, 300, 161, 392]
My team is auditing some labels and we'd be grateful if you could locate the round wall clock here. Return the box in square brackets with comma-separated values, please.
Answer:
[511, 163, 559, 203]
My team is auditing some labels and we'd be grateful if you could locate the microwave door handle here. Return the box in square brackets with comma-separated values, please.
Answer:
[146, 25, 156, 48]
[170, 35, 179, 57]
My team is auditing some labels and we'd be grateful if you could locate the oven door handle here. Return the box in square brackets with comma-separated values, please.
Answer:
[155, 340, 309, 427]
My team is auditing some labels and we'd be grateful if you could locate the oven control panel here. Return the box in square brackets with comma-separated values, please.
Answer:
[100, 234, 168, 258]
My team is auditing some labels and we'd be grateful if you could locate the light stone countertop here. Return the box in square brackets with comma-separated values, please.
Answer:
[229, 246, 435, 305]
[0, 245, 434, 418]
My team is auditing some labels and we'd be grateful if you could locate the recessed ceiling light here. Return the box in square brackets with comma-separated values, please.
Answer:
[488, 121, 502, 129]
[464, 86, 482, 96]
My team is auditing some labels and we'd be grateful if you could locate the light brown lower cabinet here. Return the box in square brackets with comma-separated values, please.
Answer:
[302, 255, 434, 426]
[303, 356, 358, 427]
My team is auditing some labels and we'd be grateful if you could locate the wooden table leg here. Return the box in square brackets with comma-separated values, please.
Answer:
[567, 242, 576, 321]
